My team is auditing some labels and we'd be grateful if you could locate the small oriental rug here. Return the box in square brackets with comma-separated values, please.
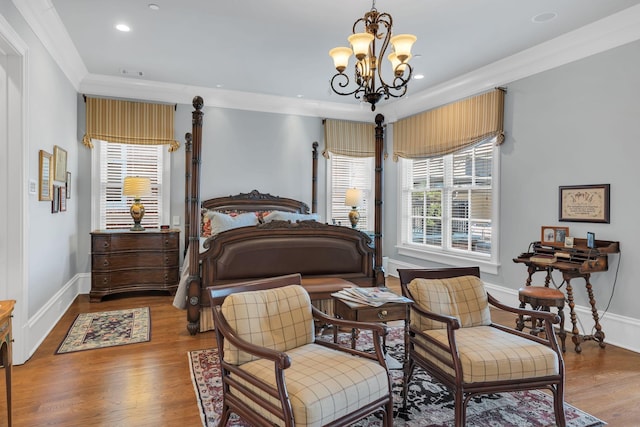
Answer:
[189, 327, 606, 427]
[56, 307, 150, 354]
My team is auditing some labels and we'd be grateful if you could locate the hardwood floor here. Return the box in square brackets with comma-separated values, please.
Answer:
[0, 278, 638, 426]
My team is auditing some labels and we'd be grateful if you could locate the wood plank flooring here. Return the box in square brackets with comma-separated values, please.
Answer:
[0, 277, 638, 426]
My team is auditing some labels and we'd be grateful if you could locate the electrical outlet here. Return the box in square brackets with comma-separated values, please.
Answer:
[173, 215, 180, 226]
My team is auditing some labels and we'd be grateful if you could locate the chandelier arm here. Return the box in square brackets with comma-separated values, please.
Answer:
[330, 73, 363, 97]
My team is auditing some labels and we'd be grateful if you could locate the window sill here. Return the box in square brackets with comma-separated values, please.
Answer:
[396, 244, 500, 275]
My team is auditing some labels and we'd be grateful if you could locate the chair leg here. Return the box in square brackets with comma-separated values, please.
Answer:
[384, 397, 394, 427]
[218, 399, 231, 427]
[453, 389, 465, 427]
[553, 383, 567, 427]
[516, 300, 526, 331]
[558, 306, 567, 353]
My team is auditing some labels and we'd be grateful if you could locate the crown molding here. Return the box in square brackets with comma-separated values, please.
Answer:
[17, 1, 640, 121]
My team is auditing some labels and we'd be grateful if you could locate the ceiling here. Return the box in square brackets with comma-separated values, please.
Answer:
[26, 0, 640, 117]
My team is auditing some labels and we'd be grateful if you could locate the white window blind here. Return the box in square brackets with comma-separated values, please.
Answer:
[328, 153, 374, 230]
[401, 137, 495, 256]
[97, 141, 164, 229]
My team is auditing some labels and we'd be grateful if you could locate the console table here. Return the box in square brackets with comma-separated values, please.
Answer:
[514, 238, 619, 353]
[0, 300, 15, 426]
[90, 229, 180, 301]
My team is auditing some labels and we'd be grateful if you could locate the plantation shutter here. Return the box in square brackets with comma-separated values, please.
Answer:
[99, 141, 164, 229]
[329, 154, 373, 230]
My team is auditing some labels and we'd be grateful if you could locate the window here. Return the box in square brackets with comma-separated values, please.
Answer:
[399, 137, 498, 266]
[327, 153, 374, 230]
[91, 140, 170, 230]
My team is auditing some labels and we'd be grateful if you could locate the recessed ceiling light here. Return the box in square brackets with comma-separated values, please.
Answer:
[531, 12, 557, 23]
[413, 74, 425, 80]
[148, 3, 160, 11]
[115, 23, 130, 32]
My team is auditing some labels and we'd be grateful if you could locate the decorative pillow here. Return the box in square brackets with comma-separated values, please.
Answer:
[201, 208, 213, 238]
[408, 275, 491, 331]
[209, 211, 259, 235]
[262, 210, 319, 223]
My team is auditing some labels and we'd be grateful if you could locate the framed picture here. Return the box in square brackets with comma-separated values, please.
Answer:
[59, 186, 67, 212]
[53, 145, 67, 182]
[52, 185, 60, 213]
[39, 150, 53, 201]
[66, 171, 71, 199]
[541, 226, 570, 245]
[559, 184, 610, 223]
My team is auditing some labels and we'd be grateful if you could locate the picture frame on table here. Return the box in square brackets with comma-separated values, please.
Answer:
[52, 185, 60, 213]
[541, 226, 570, 245]
[559, 184, 610, 223]
[39, 150, 53, 201]
[53, 145, 67, 183]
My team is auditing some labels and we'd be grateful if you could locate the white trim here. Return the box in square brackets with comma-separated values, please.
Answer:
[23, 273, 90, 364]
[16, 1, 640, 121]
[386, 257, 640, 354]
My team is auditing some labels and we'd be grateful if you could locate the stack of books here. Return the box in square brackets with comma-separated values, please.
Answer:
[332, 287, 412, 307]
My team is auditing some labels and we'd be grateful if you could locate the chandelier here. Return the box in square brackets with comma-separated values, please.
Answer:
[329, 1, 416, 111]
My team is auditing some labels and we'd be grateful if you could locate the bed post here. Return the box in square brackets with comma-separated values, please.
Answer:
[312, 141, 318, 214]
[374, 114, 385, 286]
[184, 132, 192, 257]
[187, 97, 204, 335]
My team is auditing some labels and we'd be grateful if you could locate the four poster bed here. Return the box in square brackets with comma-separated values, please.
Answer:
[176, 96, 386, 335]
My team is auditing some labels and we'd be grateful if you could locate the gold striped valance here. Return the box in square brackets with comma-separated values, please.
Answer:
[323, 119, 376, 158]
[393, 88, 505, 161]
[82, 97, 179, 151]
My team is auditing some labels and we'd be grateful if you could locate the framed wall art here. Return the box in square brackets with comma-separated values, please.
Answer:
[39, 150, 53, 201]
[59, 186, 67, 212]
[559, 184, 610, 223]
[53, 145, 67, 182]
[52, 185, 60, 213]
[66, 171, 71, 199]
[541, 226, 570, 245]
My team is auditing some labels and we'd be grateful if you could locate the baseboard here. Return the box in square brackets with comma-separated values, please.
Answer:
[19, 272, 91, 364]
[386, 258, 640, 354]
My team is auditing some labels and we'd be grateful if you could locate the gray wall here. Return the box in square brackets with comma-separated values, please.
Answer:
[385, 39, 639, 319]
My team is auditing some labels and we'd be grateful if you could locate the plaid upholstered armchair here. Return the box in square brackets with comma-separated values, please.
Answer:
[208, 273, 393, 427]
[398, 267, 566, 427]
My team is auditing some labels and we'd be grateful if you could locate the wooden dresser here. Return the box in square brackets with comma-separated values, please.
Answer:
[90, 229, 180, 302]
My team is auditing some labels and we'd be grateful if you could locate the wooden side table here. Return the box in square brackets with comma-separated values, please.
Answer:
[333, 296, 411, 366]
[0, 300, 15, 427]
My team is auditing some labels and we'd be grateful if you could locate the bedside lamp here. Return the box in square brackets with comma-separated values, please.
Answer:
[344, 188, 364, 229]
[123, 176, 151, 231]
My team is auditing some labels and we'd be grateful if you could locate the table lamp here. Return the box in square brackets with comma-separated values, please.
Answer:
[344, 188, 363, 229]
[123, 176, 151, 231]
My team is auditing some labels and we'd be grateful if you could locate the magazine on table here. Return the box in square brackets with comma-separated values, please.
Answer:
[332, 287, 412, 307]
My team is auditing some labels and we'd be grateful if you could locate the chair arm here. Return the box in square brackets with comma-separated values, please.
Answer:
[410, 301, 462, 329]
[212, 306, 291, 369]
[488, 294, 559, 324]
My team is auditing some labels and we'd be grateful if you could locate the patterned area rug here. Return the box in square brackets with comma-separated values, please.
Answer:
[56, 307, 150, 354]
[189, 327, 606, 427]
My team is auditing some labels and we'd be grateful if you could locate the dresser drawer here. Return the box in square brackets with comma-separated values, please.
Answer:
[92, 251, 178, 271]
[92, 232, 179, 253]
[92, 269, 179, 289]
[334, 299, 408, 323]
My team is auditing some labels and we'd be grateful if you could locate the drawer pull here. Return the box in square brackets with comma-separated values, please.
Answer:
[103, 242, 109, 248]
[164, 274, 169, 281]
[378, 310, 388, 320]
[164, 239, 170, 246]
[103, 260, 109, 267]
[102, 278, 108, 284]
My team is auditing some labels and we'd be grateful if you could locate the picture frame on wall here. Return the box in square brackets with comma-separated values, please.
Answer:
[53, 145, 67, 182]
[559, 184, 610, 223]
[59, 186, 67, 212]
[541, 226, 570, 245]
[52, 185, 60, 213]
[39, 150, 53, 201]
[66, 171, 71, 199]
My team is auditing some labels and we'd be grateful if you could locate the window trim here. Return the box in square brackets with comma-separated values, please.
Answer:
[395, 142, 501, 275]
[91, 140, 171, 231]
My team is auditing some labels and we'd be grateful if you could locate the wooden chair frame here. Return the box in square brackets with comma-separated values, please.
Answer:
[398, 267, 566, 427]
[209, 273, 394, 427]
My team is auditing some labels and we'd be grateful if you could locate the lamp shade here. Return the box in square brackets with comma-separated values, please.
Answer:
[344, 188, 364, 207]
[348, 33, 374, 60]
[123, 177, 151, 198]
[390, 34, 417, 62]
[329, 47, 353, 72]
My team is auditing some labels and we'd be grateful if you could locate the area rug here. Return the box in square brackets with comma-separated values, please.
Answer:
[189, 327, 606, 427]
[56, 307, 150, 354]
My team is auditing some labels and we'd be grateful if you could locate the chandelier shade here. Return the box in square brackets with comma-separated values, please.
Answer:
[328, 1, 416, 111]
